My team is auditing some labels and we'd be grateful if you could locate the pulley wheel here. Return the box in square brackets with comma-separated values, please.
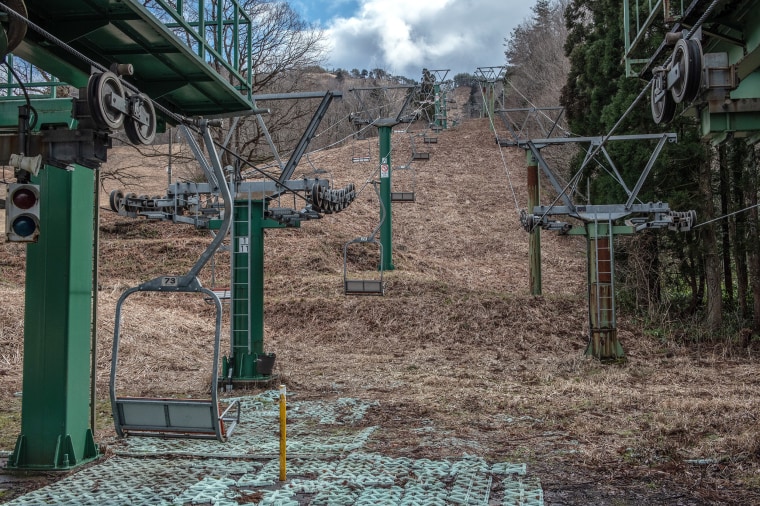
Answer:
[651, 73, 675, 124]
[311, 184, 321, 211]
[87, 71, 126, 130]
[124, 93, 157, 145]
[109, 189, 124, 213]
[670, 39, 702, 104]
[124, 192, 138, 213]
[1, 0, 27, 56]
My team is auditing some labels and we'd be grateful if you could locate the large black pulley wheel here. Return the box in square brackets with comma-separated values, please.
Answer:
[311, 184, 322, 211]
[0, 0, 27, 58]
[88, 71, 126, 130]
[670, 39, 702, 104]
[109, 189, 125, 213]
[651, 73, 676, 124]
[124, 93, 157, 145]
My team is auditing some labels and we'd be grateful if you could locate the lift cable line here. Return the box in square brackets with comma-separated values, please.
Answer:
[480, 88, 521, 213]
[343, 181, 387, 296]
[693, 202, 760, 229]
[503, 80, 573, 138]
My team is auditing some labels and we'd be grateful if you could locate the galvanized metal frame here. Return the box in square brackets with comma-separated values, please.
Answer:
[109, 123, 239, 441]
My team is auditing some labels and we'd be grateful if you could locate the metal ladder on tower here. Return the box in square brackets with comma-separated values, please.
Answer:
[590, 217, 615, 349]
[230, 193, 253, 362]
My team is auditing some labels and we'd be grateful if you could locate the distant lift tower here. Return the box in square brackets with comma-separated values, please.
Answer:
[623, 0, 760, 140]
[519, 133, 696, 361]
[495, 106, 567, 295]
[428, 69, 450, 131]
[348, 85, 418, 272]
[0, 0, 266, 470]
[476, 66, 506, 130]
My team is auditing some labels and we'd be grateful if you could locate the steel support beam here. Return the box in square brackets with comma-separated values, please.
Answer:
[527, 150, 542, 296]
[377, 120, 396, 271]
[8, 163, 100, 470]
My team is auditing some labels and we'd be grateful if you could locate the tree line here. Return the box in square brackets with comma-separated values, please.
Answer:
[505, 0, 760, 343]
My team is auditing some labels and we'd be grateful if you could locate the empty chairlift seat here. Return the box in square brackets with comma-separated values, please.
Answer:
[343, 237, 384, 296]
[410, 134, 430, 161]
[110, 277, 240, 442]
[390, 191, 415, 203]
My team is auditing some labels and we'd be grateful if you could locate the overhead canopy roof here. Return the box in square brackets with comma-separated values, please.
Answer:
[14, 0, 255, 118]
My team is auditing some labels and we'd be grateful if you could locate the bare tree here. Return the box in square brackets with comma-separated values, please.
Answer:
[503, 0, 570, 109]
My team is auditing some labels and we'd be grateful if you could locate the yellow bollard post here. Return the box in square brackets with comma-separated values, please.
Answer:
[279, 384, 287, 481]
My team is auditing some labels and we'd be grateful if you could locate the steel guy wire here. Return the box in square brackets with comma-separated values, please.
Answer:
[481, 90, 521, 213]
[693, 202, 760, 229]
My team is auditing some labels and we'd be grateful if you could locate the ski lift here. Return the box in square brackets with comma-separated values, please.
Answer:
[110, 279, 240, 441]
[344, 238, 385, 295]
[391, 160, 416, 203]
[410, 133, 430, 161]
[351, 138, 371, 163]
[423, 133, 438, 144]
[110, 151, 240, 442]
[344, 182, 385, 295]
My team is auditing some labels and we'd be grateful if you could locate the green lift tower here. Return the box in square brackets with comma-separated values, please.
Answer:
[0, 0, 276, 469]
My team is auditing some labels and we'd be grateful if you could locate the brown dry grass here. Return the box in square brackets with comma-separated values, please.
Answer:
[2, 97, 760, 503]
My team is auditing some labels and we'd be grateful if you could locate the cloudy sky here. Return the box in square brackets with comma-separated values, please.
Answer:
[290, 0, 536, 79]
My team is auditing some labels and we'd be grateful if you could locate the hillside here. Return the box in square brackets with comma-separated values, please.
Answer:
[2, 104, 760, 503]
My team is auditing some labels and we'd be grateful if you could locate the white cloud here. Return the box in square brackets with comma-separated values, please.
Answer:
[322, 0, 536, 78]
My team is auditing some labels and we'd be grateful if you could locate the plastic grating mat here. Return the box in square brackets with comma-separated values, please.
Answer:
[5, 392, 543, 505]
[116, 394, 379, 458]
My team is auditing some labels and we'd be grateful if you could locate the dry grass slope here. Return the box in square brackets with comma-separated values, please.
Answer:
[2, 97, 760, 503]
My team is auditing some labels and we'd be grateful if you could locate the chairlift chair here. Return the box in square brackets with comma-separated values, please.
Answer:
[343, 238, 385, 295]
[110, 125, 240, 442]
[343, 181, 386, 295]
[110, 278, 240, 441]
[351, 138, 371, 163]
[410, 133, 430, 161]
[391, 159, 416, 203]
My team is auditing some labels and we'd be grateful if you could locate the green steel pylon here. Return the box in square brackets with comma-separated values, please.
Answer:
[376, 119, 396, 271]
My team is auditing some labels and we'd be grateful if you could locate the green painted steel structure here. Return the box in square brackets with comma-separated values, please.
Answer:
[7, 161, 100, 470]
[377, 120, 396, 271]
[623, 0, 760, 139]
[3, 0, 260, 469]
[433, 83, 447, 131]
[568, 222, 633, 362]
[223, 199, 289, 382]
[16, 0, 256, 117]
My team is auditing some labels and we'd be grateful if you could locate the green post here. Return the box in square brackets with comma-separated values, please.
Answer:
[8, 164, 99, 470]
[376, 120, 396, 271]
[584, 222, 625, 361]
[228, 198, 264, 379]
[527, 150, 542, 296]
[433, 83, 442, 130]
[441, 90, 448, 130]
[224, 198, 287, 381]
[487, 83, 496, 131]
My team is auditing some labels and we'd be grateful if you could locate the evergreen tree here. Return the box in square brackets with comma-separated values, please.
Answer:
[561, 0, 713, 322]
